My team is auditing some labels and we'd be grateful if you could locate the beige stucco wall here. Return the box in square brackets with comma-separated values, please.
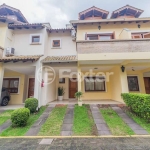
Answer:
[48, 32, 76, 56]
[9, 28, 46, 56]
[4, 71, 25, 105]
[0, 23, 7, 48]
[76, 22, 150, 40]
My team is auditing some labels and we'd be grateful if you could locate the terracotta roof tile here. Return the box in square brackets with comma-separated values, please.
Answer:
[42, 55, 77, 62]
[0, 55, 42, 62]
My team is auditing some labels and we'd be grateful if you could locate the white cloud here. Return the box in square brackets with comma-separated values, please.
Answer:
[0, 0, 150, 28]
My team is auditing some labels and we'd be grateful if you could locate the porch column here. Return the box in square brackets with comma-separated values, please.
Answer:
[77, 65, 81, 92]
[34, 61, 42, 107]
[120, 67, 129, 93]
[0, 63, 4, 98]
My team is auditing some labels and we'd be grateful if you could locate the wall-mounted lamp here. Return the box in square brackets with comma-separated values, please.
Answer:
[121, 65, 125, 72]
[98, 23, 101, 30]
[132, 67, 135, 71]
[138, 24, 141, 28]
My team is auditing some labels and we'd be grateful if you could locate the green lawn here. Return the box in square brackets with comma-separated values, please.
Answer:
[100, 108, 134, 135]
[126, 111, 150, 133]
[38, 105, 67, 136]
[0, 106, 46, 136]
[73, 104, 95, 135]
[0, 110, 14, 125]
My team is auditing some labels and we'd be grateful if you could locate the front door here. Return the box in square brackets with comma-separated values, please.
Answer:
[28, 78, 35, 98]
[144, 77, 150, 94]
[69, 78, 77, 98]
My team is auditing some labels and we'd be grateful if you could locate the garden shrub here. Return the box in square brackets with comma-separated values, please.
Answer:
[121, 93, 150, 121]
[25, 98, 38, 113]
[11, 108, 30, 127]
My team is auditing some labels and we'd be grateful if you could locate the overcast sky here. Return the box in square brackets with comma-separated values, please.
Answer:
[1, 0, 150, 28]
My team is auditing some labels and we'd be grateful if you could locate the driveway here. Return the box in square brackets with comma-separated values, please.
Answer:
[0, 137, 150, 150]
[0, 104, 24, 110]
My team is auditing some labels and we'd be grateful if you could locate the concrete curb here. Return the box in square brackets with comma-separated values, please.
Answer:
[0, 135, 150, 138]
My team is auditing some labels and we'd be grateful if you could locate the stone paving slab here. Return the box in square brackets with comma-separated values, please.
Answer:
[112, 107, 148, 135]
[0, 120, 11, 133]
[61, 105, 74, 136]
[39, 139, 53, 145]
[25, 106, 55, 136]
[90, 105, 111, 136]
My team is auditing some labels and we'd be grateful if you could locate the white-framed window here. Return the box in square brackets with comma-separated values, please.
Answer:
[30, 34, 42, 44]
[2, 78, 19, 93]
[51, 39, 61, 48]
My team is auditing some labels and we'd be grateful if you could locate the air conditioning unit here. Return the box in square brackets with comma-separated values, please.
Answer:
[5, 47, 15, 57]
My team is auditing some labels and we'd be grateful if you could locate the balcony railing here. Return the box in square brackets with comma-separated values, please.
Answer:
[77, 39, 150, 54]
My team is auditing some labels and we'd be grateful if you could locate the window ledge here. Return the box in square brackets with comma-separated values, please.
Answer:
[30, 42, 42, 45]
[51, 47, 61, 49]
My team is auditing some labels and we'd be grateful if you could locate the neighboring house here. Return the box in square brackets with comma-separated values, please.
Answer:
[70, 5, 150, 103]
[1, 4, 150, 106]
[0, 4, 51, 106]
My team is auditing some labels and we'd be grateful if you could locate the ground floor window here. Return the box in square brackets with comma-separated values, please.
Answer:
[2, 78, 19, 93]
[84, 77, 105, 91]
[127, 76, 139, 91]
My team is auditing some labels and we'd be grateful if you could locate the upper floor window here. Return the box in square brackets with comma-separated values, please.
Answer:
[51, 39, 61, 48]
[132, 32, 150, 39]
[30, 34, 42, 45]
[85, 33, 114, 40]
[32, 36, 40, 43]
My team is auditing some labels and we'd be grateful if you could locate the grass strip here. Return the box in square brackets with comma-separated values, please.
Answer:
[100, 108, 134, 135]
[73, 104, 95, 135]
[0, 110, 14, 126]
[126, 110, 150, 133]
[0, 106, 46, 136]
[38, 105, 67, 136]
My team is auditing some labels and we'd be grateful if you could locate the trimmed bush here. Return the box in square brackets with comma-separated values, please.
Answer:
[121, 93, 150, 121]
[25, 98, 38, 113]
[11, 108, 30, 127]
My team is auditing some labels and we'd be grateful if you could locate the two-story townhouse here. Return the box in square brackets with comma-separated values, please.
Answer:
[70, 5, 150, 103]
[40, 28, 77, 105]
[0, 4, 51, 106]
[0, 4, 77, 107]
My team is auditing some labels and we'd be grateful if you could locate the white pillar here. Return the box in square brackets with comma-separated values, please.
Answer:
[0, 63, 4, 99]
[77, 65, 81, 92]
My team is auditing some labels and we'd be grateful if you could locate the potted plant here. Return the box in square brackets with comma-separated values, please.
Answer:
[58, 87, 65, 101]
[75, 91, 83, 106]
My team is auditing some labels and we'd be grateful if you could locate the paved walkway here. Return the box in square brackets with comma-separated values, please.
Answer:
[0, 137, 150, 149]
[90, 104, 111, 136]
[0, 120, 11, 133]
[112, 106, 148, 135]
[25, 104, 55, 136]
[61, 104, 74, 136]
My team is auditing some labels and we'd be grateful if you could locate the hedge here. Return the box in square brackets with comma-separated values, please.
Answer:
[121, 93, 150, 121]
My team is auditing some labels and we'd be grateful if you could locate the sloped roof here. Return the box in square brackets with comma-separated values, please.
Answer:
[0, 3, 28, 23]
[111, 5, 144, 19]
[0, 55, 42, 62]
[79, 6, 109, 20]
[42, 55, 77, 62]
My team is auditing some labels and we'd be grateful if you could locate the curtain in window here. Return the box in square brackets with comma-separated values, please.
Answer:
[85, 77, 94, 91]
[2, 80, 9, 88]
[95, 78, 105, 91]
